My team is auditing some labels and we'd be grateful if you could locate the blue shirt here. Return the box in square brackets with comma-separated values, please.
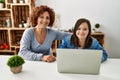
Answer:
[18, 27, 70, 61]
[59, 35, 108, 62]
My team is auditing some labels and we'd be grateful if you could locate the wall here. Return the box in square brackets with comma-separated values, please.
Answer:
[35, 0, 120, 58]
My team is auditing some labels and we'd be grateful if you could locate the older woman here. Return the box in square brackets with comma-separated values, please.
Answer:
[18, 5, 70, 62]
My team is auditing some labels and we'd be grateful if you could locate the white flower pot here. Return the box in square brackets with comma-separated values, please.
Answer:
[25, 0, 29, 3]
[10, 65, 22, 74]
[20, 1, 23, 3]
[13, 0, 17, 3]
[0, 3, 4, 8]
[95, 28, 100, 32]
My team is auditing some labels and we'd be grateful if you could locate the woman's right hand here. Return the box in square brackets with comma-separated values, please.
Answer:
[41, 55, 56, 62]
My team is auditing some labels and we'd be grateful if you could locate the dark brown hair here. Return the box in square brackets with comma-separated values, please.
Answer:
[30, 5, 55, 27]
[71, 18, 92, 48]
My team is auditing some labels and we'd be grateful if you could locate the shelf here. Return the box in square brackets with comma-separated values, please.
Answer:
[12, 5, 30, 27]
[0, 10, 11, 28]
[91, 32, 104, 35]
[10, 27, 27, 30]
[11, 3, 30, 6]
[0, 50, 12, 52]
[0, 27, 10, 30]
[0, 52, 15, 55]
[0, 30, 9, 44]
[10, 30, 24, 46]
[0, 0, 34, 55]
[0, 9, 11, 11]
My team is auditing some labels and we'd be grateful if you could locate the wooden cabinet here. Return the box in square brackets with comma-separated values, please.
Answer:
[91, 32, 105, 47]
[0, 0, 35, 55]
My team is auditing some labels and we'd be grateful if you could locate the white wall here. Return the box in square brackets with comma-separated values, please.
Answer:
[35, 0, 120, 58]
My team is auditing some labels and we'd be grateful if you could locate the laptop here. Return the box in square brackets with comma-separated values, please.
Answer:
[56, 49, 102, 74]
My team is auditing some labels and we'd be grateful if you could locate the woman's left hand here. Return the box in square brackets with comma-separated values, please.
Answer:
[42, 55, 56, 62]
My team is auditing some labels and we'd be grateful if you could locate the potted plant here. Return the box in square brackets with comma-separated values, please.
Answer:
[94, 23, 100, 32]
[0, 0, 4, 3]
[7, 55, 25, 74]
[0, 0, 4, 8]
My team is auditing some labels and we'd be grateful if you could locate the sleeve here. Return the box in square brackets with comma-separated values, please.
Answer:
[54, 30, 70, 40]
[58, 37, 68, 48]
[92, 39, 108, 63]
[18, 29, 43, 61]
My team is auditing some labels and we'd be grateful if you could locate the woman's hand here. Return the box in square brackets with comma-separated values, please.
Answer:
[41, 55, 56, 62]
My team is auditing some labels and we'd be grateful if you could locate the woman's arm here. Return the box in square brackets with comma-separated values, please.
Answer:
[58, 35, 75, 48]
[58, 37, 68, 48]
[54, 30, 71, 40]
[91, 38, 108, 62]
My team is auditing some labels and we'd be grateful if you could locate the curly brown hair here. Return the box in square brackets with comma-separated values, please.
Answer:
[30, 5, 55, 27]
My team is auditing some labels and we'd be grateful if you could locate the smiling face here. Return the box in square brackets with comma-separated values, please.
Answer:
[37, 11, 50, 28]
[76, 22, 89, 40]
[71, 18, 91, 47]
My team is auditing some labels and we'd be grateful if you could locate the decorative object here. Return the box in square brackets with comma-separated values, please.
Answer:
[13, 0, 17, 3]
[25, 0, 29, 3]
[0, 0, 4, 8]
[7, 55, 25, 74]
[20, 0, 24, 3]
[6, 18, 11, 28]
[19, 23, 22, 28]
[93, 23, 101, 32]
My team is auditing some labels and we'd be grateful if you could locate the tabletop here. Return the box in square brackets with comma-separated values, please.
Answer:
[0, 55, 120, 80]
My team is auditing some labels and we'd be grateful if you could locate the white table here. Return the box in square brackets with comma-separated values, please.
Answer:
[0, 55, 120, 80]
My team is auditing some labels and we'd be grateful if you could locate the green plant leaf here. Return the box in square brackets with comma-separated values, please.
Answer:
[7, 55, 25, 68]
[0, 0, 5, 3]
[95, 23, 100, 28]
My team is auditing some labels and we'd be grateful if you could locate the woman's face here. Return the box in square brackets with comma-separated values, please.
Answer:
[76, 22, 89, 40]
[37, 11, 50, 28]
